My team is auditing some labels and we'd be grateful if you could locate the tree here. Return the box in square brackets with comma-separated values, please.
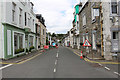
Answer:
[48, 32, 51, 36]
[52, 33, 56, 37]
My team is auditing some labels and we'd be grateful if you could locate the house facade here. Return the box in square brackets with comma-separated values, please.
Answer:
[35, 18, 41, 50]
[36, 14, 46, 49]
[73, 3, 82, 49]
[78, 0, 120, 60]
[0, 1, 4, 59]
[79, 1, 102, 58]
[0, 0, 36, 59]
[102, 0, 120, 60]
[64, 32, 70, 47]
[69, 28, 74, 48]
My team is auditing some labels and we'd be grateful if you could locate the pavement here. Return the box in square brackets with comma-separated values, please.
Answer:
[0, 46, 119, 79]
[1, 50, 44, 64]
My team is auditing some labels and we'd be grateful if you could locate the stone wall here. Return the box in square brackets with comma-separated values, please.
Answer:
[79, 2, 102, 58]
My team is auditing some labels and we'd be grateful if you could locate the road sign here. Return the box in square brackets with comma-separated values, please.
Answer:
[52, 43, 56, 46]
[83, 40, 91, 47]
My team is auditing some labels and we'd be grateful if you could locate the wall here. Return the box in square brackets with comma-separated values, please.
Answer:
[1, 0, 36, 59]
[102, 2, 113, 60]
[4, 0, 36, 33]
[0, 1, 5, 58]
[3, 24, 25, 59]
[79, 2, 102, 57]
[69, 30, 73, 48]
[40, 23, 46, 49]
[102, 1, 120, 60]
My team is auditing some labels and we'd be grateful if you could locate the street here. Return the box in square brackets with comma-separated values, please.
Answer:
[2, 46, 118, 78]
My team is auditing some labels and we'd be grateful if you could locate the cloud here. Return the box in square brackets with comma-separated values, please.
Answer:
[31, 0, 79, 34]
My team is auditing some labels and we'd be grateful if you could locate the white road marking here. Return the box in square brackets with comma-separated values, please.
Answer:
[55, 60, 57, 65]
[54, 68, 56, 73]
[114, 72, 120, 76]
[98, 63, 103, 66]
[56, 53, 59, 58]
[104, 67, 110, 71]
[0, 64, 13, 70]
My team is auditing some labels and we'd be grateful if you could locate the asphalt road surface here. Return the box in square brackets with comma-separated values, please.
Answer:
[2, 46, 118, 78]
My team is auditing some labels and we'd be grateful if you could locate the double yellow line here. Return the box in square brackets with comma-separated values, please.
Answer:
[0, 53, 42, 65]
[73, 50, 120, 64]
[84, 58, 120, 64]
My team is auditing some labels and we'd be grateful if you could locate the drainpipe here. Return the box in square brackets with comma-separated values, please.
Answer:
[100, 2, 104, 57]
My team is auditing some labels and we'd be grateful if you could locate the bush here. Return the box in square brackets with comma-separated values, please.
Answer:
[26, 48, 28, 52]
[15, 48, 24, 54]
[80, 43, 83, 45]
[38, 45, 40, 48]
[29, 46, 35, 52]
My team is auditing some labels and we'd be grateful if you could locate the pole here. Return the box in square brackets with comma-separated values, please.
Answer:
[50, 36, 51, 45]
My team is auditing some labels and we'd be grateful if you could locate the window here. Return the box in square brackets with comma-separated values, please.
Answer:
[113, 32, 118, 39]
[71, 31, 73, 34]
[28, 14, 31, 27]
[33, 19, 34, 26]
[111, 0, 118, 14]
[19, 8, 22, 25]
[14, 33, 24, 54]
[29, 36, 34, 47]
[77, 22, 79, 30]
[28, 18, 30, 27]
[12, 2, 16, 22]
[19, 34, 23, 49]
[38, 26, 40, 33]
[43, 29, 44, 35]
[92, 33, 96, 50]
[25, 12, 27, 26]
[19, 0, 27, 5]
[86, 35, 88, 40]
[91, 7, 95, 21]
[83, 36, 85, 43]
[14, 33, 18, 50]
[82, 14, 86, 26]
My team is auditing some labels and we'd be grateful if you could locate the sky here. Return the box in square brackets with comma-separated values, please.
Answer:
[31, 0, 80, 34]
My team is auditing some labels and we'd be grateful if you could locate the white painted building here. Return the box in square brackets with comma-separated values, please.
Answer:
[0, 0, 36, 59]
[64, 34, 70, 47]
[69, 28, 74, 48]
[0, 1, 4, 59]
[102, 0, 120, 60]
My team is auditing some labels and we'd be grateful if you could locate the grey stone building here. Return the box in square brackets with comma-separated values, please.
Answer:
[79, 0, 120, 60]
[79, 1, 102, 59]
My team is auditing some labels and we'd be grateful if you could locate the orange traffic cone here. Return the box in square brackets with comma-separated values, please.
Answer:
[80, 51, 83, 59]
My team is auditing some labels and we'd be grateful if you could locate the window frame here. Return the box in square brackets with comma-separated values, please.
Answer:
[92, 31, 97, 50]
[110, 0, 118, 16]
[82, 13, 86, 27]
[19, 8, 22, 25]
[43, 29, 45, 35]
[13, 31, 25, 55]
[113, 31, 119, 40]
[25, 12, 27, 26]
[12, 2, 16, 22]
[91, 3, 95, 21]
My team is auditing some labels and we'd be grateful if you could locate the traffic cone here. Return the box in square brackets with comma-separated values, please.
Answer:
[80, 51, 83, 59]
